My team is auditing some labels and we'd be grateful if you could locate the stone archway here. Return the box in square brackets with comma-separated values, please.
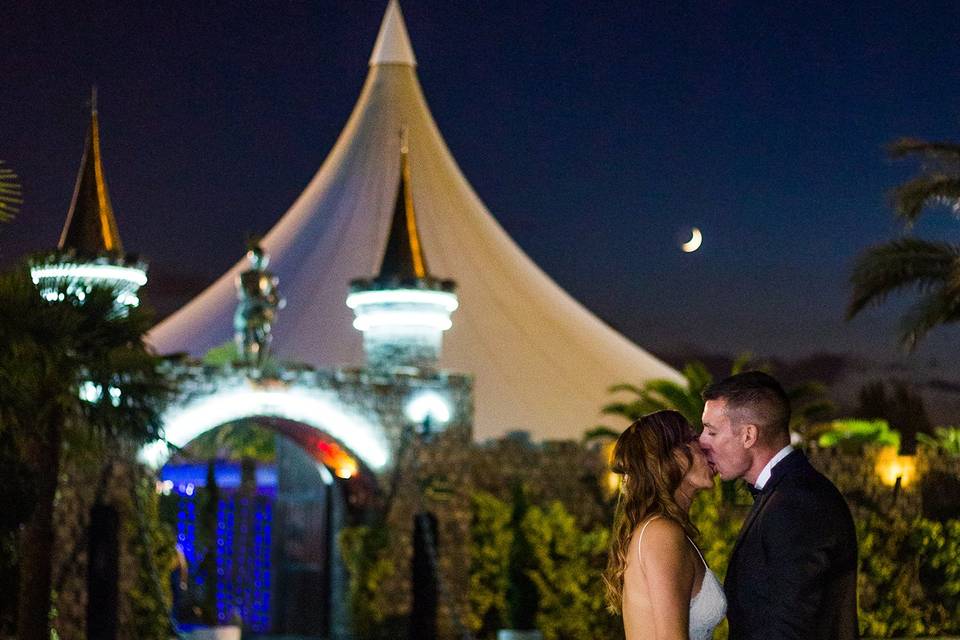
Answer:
[133, 364, 473, 638]
[143, 381, 391, 640]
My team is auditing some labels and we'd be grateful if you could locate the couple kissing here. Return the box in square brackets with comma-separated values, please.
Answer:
[604, 371, 858, 640]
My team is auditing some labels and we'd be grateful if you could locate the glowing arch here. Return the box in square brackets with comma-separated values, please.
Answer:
[138, 384, 390, 472]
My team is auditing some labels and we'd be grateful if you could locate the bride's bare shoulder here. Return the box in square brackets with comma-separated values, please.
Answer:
[632, 517, 687, 556]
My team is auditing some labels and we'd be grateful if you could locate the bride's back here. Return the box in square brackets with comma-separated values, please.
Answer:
[621, 516, 705, 640]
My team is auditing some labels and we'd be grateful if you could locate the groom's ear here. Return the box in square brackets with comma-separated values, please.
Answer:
[741, 424, 759, 449]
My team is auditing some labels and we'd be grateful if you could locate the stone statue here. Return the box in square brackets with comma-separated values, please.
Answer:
[234, 243, 284, 368]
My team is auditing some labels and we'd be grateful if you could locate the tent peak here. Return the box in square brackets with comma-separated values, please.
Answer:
[369, 0, 417, 67]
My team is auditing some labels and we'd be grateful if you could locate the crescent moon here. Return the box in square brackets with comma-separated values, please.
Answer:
[681, 227, 703, 253]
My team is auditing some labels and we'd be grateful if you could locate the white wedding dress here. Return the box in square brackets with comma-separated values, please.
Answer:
[636, 516, 726, 640]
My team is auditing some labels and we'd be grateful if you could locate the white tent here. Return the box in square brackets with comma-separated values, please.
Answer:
[148, 1, 682, 441]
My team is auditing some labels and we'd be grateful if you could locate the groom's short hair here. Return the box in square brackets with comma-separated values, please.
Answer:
[702, 371, 791, 446]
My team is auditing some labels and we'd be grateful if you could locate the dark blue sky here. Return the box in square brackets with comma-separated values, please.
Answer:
[4, 1, 960, 378]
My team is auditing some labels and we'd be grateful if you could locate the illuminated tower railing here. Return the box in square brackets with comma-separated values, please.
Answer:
[30, 91, 147, 314]
[31, 258, 147, 309]
[347, 144, 458, 371]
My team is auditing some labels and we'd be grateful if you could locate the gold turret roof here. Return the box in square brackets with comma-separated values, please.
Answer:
[376, 146, 429, 280]
[58, 90, 124, 255]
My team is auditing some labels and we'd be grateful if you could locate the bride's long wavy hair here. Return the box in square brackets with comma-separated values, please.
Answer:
[603, 410, 700, 612]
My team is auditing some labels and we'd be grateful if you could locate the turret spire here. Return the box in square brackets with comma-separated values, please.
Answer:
[377, 128, 428, 281]
[58, 86, 123, 256]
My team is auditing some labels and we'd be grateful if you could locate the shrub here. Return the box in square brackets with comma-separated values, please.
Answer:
[506, 484, 538, 631]
[918, 427, 960, 457]
[467, 492, 511, 636]
[913, 518, 960, 630]
[522, 501, 621, 640]
[125, 472, 175, 640]
[338, 523, 396, 639]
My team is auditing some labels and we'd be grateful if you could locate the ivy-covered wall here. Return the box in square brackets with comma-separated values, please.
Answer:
[50, 453, 173, 640]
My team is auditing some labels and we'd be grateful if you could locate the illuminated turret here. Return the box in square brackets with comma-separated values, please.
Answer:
[347, 142, 457, 370]
[31, 90, 147, 312]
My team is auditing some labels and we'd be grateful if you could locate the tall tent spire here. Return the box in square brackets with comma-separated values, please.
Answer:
[59, 87, 124, 255]
[369, 0, 417, 67]
[377, 130, 428, 280]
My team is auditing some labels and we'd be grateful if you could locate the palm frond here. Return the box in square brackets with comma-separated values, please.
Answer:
[898, 288, 960, 351]
[0, 162, 23, 224]
[643, 379, 694, 405]
[606, 383, 644, 397]
[600, 402, 636, 417]
[888, 138, 960, 164]
[891, 174, 960, 223]
[582, 425, 621, 443]
[847, 237, 960, 318]
[641, 380, 703, 426]
[680, 361, 713, 394]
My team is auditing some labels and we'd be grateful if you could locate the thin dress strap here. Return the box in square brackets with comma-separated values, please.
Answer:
[687, 537, 708, 569]
[636, 515, 662, 564]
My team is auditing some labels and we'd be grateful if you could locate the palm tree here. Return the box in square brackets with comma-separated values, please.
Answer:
[597, 354, 833, 436]
[0, 265, 172, 640]
[849, 138, 960, 349]
[599, 357, 749, 432]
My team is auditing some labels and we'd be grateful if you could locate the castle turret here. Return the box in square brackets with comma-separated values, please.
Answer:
[346, 143, 458, 371]
[31, 91, 147, 312]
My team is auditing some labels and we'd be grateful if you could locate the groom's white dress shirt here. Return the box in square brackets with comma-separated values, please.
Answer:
[754, 445, 794, 490]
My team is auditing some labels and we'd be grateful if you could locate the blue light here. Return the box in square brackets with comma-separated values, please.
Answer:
[171, 467, 274, 631]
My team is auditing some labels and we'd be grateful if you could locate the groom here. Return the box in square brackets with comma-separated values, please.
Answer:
[699, 371, 858, 640]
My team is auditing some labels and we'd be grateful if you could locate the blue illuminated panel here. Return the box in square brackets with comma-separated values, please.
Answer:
[169, 462, 274, 632]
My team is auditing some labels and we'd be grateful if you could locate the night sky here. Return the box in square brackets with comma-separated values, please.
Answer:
[4, 2, 960, 396]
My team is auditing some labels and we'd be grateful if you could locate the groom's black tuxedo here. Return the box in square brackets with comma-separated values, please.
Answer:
[725, 450, 858, 640]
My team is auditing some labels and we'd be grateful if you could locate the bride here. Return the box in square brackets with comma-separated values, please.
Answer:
[604, 411, 726, 639]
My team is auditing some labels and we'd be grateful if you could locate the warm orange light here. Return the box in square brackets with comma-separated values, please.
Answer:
[875, 446, 917, 487]
[604, 441, 616, 464]
[335, 459, 358, 479]
[315, 439, 359, 480]
[603, 441, 621, 494]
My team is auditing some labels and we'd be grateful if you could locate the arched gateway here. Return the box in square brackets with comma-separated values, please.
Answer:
[138, 363, 471, 638]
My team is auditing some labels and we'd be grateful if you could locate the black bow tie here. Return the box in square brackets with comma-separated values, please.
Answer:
[747, 483, 764, 500]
